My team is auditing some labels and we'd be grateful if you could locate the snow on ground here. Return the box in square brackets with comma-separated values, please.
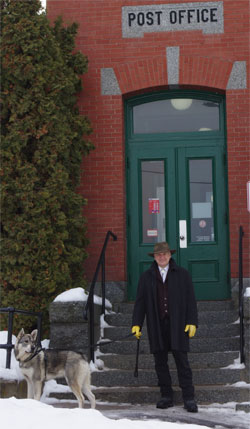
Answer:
[0, 397, 212, 429]
[1, 395, 250, 429]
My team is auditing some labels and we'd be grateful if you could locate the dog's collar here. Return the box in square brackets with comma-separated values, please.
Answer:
[19, 346, 44, 363]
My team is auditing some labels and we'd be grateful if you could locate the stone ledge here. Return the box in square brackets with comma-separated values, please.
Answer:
[0, 379, 27, 399]
[50, 301, 93, 324]
[244, 295, 250, 319]
[236, 403, 250, 413]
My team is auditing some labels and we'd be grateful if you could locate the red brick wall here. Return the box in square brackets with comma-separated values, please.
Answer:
[227, 89, 249, 277]
[47, 0, 249, 282]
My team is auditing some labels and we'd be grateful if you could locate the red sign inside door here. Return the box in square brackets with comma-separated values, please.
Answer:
[148, 198, 160, 214]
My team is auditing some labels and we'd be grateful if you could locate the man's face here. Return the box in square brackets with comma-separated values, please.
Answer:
[154, 251, 171, 268]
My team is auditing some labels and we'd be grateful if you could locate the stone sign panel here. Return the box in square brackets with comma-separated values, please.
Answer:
[122, 2, 224, 38]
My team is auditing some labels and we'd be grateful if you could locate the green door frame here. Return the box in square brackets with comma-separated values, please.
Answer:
[125, 90, 230, 301]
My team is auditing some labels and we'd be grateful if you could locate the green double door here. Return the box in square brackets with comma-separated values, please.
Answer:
[127, 140, 230, 301]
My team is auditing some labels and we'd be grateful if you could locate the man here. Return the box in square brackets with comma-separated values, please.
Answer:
[131, 242, 198, 412]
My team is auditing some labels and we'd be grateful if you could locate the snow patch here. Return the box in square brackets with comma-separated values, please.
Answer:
[244, 287, 250, 297]
[229, 381, 250, 388]
[222, 354, 245, 369]
[53, 287, 112, 309]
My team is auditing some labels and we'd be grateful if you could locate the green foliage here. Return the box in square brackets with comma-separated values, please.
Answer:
[0, 0, 93, 336]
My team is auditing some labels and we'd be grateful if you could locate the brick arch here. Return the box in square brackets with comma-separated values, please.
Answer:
[113, 56, 167, 94]
[113, 55, 233, 94]
[179, 55, 233, 89]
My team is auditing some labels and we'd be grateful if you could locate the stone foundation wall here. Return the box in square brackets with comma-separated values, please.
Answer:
[231, 278, 250, 382]
[0, 379, 27, 399]
[243, 295, 250, 382]
[49, 282, 127, 359]
[49, 301, 102, 358]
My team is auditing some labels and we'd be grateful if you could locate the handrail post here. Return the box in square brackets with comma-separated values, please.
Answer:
[239, 226, 243, 309]
[101, 254, 106, 315]
[37, 312, 43, 348]
[239, 225, 244, 364]
[6, 307, 14, 369]
[89, 290, 95, 363]
[84, 230, 117, 363]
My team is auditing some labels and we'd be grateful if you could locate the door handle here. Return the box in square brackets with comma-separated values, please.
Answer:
[179, 220, 187, 248]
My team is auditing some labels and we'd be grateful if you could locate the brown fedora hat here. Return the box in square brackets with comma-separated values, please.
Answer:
[148, 242, 176, 257]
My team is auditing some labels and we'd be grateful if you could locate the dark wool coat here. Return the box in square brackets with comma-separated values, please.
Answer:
[132, 259, 198, 353]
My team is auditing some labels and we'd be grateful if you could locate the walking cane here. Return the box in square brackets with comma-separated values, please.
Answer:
[134, 338, 140, 377]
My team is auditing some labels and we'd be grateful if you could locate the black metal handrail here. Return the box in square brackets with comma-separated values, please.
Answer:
[238, 225, 245, 364]
[83, 230, 117, 362]
[0, 307, 43, 369]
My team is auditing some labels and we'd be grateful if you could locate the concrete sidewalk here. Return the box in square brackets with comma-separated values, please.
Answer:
[51, 400, 250, 429]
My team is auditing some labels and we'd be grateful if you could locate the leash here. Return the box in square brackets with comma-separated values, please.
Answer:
[92, 332, 140, 377]
[91, 332, 135, 349]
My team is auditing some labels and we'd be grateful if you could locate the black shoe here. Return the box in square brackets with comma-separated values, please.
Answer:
[156, 397, 174, 409]
[184, 399, 198, 413]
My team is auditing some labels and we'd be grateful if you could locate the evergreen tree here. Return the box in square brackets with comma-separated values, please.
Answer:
[0, 0, 92, 335]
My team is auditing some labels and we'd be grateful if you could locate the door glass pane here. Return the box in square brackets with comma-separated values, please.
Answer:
[133, 99, 220, 134]
[141, 161, 165, 243]
[189, 159, 215, 242]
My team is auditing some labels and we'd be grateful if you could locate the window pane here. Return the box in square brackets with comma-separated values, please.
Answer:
[133, 99, 220, 134]
[189, 159, 215, 243]
[141, 161, 165, 243]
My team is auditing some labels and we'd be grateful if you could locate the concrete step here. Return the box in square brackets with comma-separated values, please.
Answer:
[49, 384, 250, 405]
[94, 385, 250, 406]
[103, 323, 239, 340]
[99, 336, 240, 355]
[100, 351, 239, 370]
[113, 300, 235, 314]
[105, 310, 238, 326]
[91, 367, 243, 387]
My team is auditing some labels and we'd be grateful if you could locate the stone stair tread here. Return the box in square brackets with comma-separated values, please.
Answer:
[99, 337, 240, 354]
[114, 300, 235, 313]
[100, 350, 239, 370]
[103, 323, 239, 339]
[91, 367, 242, 387]
[49, 384, 250, 405]
[92, 384, 249, 390]
[104, 310, 238, 326]
[57, 365, 242, 389]
[93, 384, 250, 405]
[50, 384, 249, 395]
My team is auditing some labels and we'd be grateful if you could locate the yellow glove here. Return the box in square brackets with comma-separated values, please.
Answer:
[132, 325, 141, 339]
[185, 324, 196, 338]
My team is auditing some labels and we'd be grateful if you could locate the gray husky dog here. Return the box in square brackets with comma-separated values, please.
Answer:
[14, 329, 96, 408]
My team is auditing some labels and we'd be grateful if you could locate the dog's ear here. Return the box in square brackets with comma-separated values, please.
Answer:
[31, 329, 38, 341]
[16, 328, 25, 341]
